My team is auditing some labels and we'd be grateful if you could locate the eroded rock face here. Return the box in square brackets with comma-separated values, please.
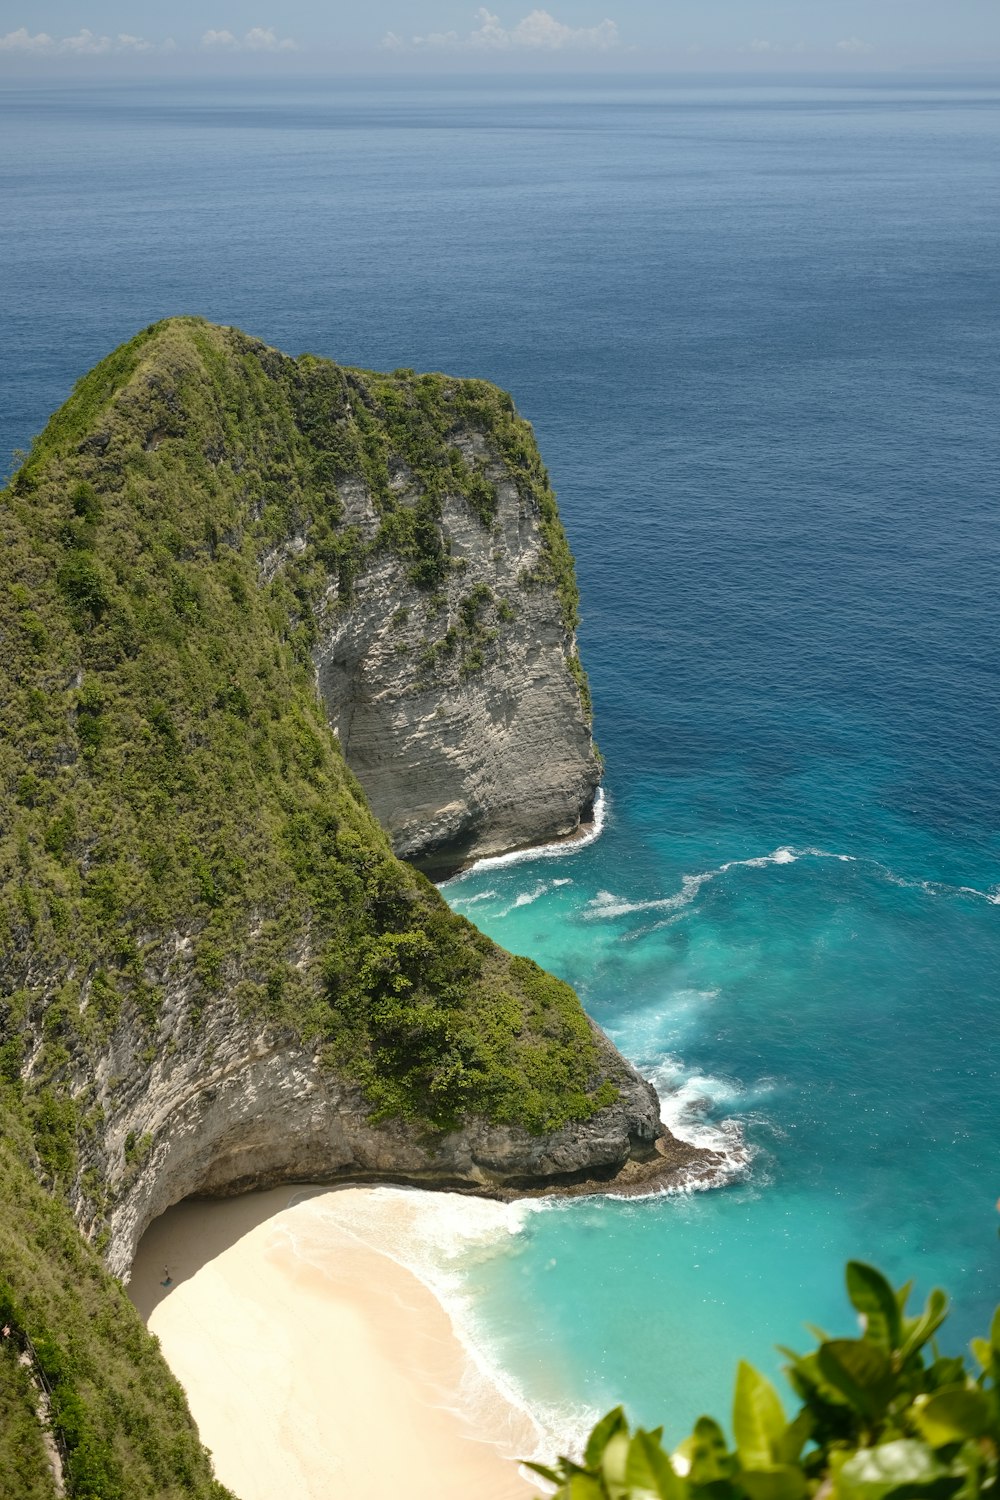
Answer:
[312, 444, 600, 877]
[94, 974, 663, 1279]
[87, 379, 669, 1271]
[5, 321, 701, 1287]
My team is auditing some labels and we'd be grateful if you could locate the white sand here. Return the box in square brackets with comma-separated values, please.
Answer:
[129, 1187, 537, 1500]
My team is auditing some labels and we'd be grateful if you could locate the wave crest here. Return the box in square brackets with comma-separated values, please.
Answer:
[582, 845, 852, 922]
[646, 1058, 756, 1189]
[440, 787, 607, 885]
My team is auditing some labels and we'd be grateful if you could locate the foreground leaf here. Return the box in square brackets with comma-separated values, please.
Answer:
[836, 1440, 963, 1500]
[626, 1428, 686, 1500]
[740, 1462, 808, 1500]
[900, 1291, 949, 1364]
[586, 1407, 629, 1468]
[846, 1263, 902, 1352]
[733, 1362, 787, 1467]
[912, 1387, 992, 1447]
[818, 1340, 894, 1420]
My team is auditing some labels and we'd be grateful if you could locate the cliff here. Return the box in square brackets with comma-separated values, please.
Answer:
[0, 320, 707, 1496]
[304, 361, 601, 876]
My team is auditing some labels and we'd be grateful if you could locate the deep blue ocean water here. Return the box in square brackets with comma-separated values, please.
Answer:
[3, 75, 999, 1449]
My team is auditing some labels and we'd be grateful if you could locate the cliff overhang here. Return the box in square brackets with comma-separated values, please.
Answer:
[0, 317, 716, 1292]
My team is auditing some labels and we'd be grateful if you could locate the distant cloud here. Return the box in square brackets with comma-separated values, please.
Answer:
[383, 7, 619, 53]
[201, 26, 297, 51]
[0, 27, 52, 50]
[747, 38, 805, 55]
[836, 37, 874, 55]
[0, 25, 159, 53]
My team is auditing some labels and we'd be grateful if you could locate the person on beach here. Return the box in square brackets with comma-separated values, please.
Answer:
[161, 1266, 173, 1287]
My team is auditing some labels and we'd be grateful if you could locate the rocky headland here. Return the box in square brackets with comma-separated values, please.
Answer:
[0, 319, 713, 1496]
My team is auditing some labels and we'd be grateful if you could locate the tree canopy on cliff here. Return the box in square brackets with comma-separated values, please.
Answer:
[0, 320, 615, 1496]
[0, 318, 608, 1151]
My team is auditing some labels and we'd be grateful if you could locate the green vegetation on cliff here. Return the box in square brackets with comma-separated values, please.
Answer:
[0, 318, 605, 1152]
[0, 319, 607, 1497]
[0, 1115, 232, 1500]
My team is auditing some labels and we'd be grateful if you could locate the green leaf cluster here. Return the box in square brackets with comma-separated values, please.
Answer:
[535, 1263, 1000, 1500]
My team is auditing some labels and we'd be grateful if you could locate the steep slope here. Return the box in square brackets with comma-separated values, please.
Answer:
[0, 319, 695, 1253]
[302, 355, 601, 875]
[0, 1114, 232, 1500]
[0, 320, 709, 1495]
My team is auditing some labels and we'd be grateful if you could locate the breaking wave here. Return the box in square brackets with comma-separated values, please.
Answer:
[439, 787, 607, 885]
[450, 875, 578, 920]
[581, 845, 853, 922]
[449, 888, 498, 906]
[580, 843, 999, 924]
[872, 863, 1000, 906]
[646, 1057, 757, 1189]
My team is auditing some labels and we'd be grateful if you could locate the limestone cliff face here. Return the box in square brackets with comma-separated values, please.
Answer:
[312, 440, 600, 876]
[88, 969, 663, 1279]
[1, 319, 715, 1296]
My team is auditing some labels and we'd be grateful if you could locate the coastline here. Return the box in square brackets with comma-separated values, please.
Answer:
[129, 1187, 538, 1500]
[438, 787, 608, 885]
[123, 790, 734, 1500]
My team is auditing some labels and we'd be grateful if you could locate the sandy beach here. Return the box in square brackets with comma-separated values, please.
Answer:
[129, 1187, 538, 1500]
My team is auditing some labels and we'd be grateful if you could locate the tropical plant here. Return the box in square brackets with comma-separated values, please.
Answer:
[531, 1263, 1000, 1500]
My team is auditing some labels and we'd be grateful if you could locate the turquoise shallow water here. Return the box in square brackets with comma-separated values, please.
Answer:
[443, 815, 1000, 1439]
[2, 73, 998, 1450]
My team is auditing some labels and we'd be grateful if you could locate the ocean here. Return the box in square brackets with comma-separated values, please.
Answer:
[3, 73, 998, 1454]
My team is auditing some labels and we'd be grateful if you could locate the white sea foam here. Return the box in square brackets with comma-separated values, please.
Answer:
[582, 845, 854, 922]
[275, 1186, 637, 1469]
[280, 1187, 562, 1461]
[579, 839, 995, 920]
[596, 1002, 760, 1196]
[646, 1057, 755, 1188]
[877, 867, 1000, 906]
[449, 888, 499, 907]
[512, 882, 549, 909]
[486, 879, 555, 918]
[439, 786, 608, 886]
[460, 876, 577, 920]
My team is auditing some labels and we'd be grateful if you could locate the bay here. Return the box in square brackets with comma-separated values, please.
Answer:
[2, 72, 998, 1448]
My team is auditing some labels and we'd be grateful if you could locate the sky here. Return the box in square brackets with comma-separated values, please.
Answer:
[1, 1, 998, 75]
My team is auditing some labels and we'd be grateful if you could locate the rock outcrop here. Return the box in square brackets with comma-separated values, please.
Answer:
[313, 447, 600, 877]
[1, 318, 716, 1297]
[97, 991, 664, 1280]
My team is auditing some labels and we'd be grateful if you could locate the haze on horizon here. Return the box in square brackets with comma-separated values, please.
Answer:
[1, 0, 998, 76]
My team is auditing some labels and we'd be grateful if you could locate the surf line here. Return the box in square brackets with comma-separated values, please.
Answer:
[580, 844, 850, 922]
[581, 843, 1000, 924]
[438, 786, 608, 886]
